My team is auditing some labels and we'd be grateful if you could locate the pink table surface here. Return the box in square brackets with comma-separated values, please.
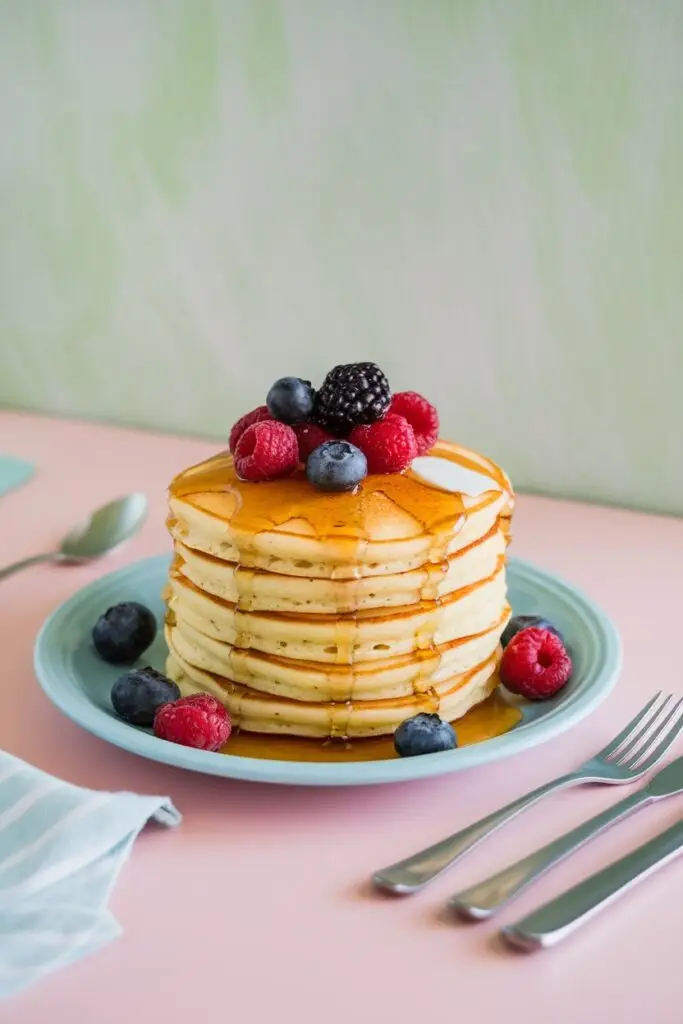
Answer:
[2, 410, 683, 1023]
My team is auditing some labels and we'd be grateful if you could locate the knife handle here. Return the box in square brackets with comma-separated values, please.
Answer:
[502, 817, 683, 951]
[450, 791, 646, 919]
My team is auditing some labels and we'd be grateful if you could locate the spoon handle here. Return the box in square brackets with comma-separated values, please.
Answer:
[0, 552, 60, 582]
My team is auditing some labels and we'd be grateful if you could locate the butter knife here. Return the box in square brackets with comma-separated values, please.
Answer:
[502, 816, 683, 951]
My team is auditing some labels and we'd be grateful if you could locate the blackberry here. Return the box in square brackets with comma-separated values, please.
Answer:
[313, 362, 391, 435]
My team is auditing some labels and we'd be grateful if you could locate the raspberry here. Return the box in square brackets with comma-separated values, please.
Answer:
[500, 627, 572, 701]
[293, 422, 335, 461]
[234, 420, 299, 481]
[389, 392, 439, 456]
[229, 406, 273, 454]
[349, 413, 418, 474]
[154, 693, 231, 751]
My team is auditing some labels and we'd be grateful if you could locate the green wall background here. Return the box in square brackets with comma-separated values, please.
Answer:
[1, 1, 682, 514]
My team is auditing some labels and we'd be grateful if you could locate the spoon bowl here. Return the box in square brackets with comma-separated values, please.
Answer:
[60, 493, 148, 562]
[0, 492, 149, 583]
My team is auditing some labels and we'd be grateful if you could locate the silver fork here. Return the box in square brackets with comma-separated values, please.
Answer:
[373, 693, 679, 895]
[451, 708, 683, 919]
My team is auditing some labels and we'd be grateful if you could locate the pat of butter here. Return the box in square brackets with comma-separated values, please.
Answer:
[411, 456, 502, 497]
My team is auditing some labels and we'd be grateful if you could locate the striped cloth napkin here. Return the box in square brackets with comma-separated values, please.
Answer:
[0, 750, 181, 1000]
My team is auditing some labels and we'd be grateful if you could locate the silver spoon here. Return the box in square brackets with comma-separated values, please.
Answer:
[0, 493, 148, 583]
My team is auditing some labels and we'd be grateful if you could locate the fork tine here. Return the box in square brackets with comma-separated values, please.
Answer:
[612, 694, 673, 764]
[625, 698, 683, 773]
[596, 692, 664, 760]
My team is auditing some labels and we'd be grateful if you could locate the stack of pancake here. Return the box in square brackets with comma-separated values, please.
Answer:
[163, 439, 514, 739]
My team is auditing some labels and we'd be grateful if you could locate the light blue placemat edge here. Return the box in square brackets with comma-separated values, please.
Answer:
[0, 457, 35, 496]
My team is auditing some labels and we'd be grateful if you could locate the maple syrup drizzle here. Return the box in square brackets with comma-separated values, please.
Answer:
[220, 690, 522, 762]
[169, 441, 507, 563]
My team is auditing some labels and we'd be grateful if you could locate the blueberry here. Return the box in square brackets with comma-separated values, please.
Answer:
[501, 614, 563, 649]
[111, 666, 180, 726]
[306, 440, 368, 492]
[266, 377, 315, 424]
[93, 602, 157, 665]
[394, 713, 457, 758]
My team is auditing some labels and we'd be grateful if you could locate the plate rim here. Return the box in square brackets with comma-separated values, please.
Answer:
[34, 553, 622, 786]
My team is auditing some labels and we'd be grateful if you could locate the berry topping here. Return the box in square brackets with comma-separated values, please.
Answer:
[293, 422, 335, 461]
[313, 362, 391, 435]
[500, 627, 572, 701]
[111, 666, 181, 726]
[154, 693, 231, 751]
[234, 420, 299, 481]
[349, 413, 418, 474]
[306, 440, 368, 492]
[229, 405, 273, 454]
[501, 614, 564, 649]
[93, 602, 157, 665]
[266, 377, 315, 424]
[394, 713, 457, 757]
[389, 392, 440, 456]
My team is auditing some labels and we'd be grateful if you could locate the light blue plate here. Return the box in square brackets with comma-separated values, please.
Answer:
[34, 554, 621, 786]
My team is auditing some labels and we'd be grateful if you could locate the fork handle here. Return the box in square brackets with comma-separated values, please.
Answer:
[372, 772, 582, 894]
[450, 790, 648, 919]
[502, 816, 683, 950]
